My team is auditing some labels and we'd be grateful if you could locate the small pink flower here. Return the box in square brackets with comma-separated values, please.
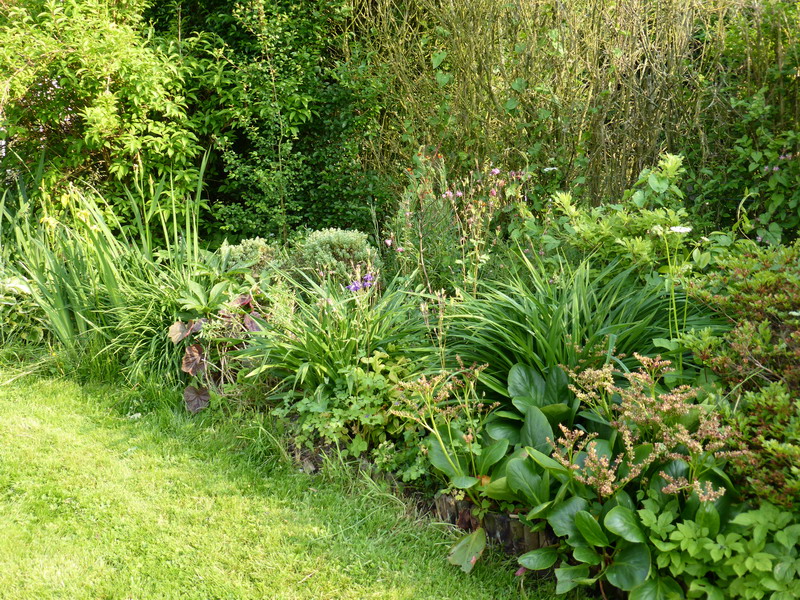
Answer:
[455, 190, 463, 197]
[515, 566, 527, 577]
[490, 168, 501, 176]
[384, 239, 392, 247]
[489, 188, 498, 197]
[396, 247, 405, 253]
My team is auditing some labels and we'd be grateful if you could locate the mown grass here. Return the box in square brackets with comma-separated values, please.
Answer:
[0, 374, 551, 600]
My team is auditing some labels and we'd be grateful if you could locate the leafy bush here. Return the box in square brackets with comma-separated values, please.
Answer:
[511, 154, 742, 279]
[728, 383, 800, 510]
[290, 228, 382, 286]
[401, 353, 750, 596]
[219, 237, 278, 279]
[686, 89, 800, 239]
[0, 0, 204, 199]
[686, 240, 800, 393]
[146, 0, 391, 238]
[640, 502, 800, 600]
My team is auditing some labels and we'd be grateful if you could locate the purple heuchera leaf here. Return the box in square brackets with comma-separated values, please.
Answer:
[188, 319, 205, 335]
[232, 294, 253, 308]
[181, 344, 204, 376]
[184, 386, 210, 414]
[242, 314, 261, 332]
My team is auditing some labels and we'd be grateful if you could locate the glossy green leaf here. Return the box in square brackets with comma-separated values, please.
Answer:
[525, 446, 570, 479]
[512, 395, 541, 414]
[539, 403, 572, 428]
[555, 564, 591, 594]
[518, 547, 558, 570]
[427, 437, 460, 478]
[452, 475, 479, 489]
[506, 457, 544, 505]
[482, 477, 518, 502]
[694, 503, 720, 537]
[547, 496, 588, 539]
[605, 505, 647, 543]
[526, 501, 552, 520]
[447, 528, 486, 573]
[606, 544, 651, 591]
[689, 580, 724, 600]
[493, 410, 524, 421]
[485, 417, 521, 445]
[574, 510, 609, 547]
[476, 438, 509, 475]
[630, 576, 685, 600]
[572, 546, 602, 565]
[520, 405, 553, 453]
[544, 366, 570, 404]
[508, 364, 545, 400]
[648, 172, 670, 194]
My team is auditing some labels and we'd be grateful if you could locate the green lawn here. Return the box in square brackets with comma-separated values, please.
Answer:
[0, 375, 540, 600]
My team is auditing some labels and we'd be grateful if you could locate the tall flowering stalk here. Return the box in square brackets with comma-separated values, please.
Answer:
[657, 224, 695, 370]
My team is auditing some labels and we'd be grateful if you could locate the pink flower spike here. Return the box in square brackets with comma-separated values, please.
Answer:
[515, 566, 527, 577]
[470, 555, 478, 566]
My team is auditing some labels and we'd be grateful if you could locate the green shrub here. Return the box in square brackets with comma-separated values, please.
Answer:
[291, 228, 382, 286]
[686, 87, 800, 239]
[511, 154, 743, 279]
[219, 237, 278, 279]
[686, 240, 800, 393]
[729, 382, 800, 510]
[0, 0, 205, 201]
[639, 502, 800, 600]
[146, 0, 391, 238]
